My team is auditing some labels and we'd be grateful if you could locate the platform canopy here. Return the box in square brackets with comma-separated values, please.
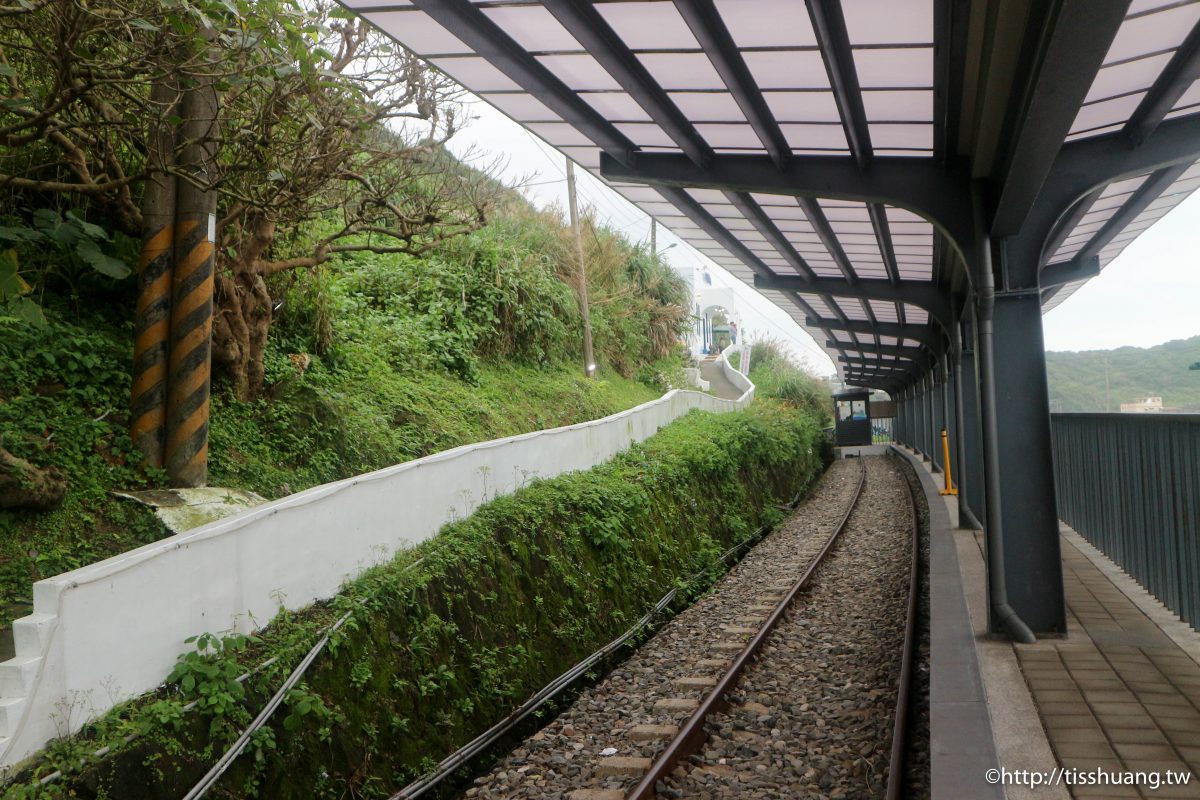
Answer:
[342, 0, 1200, 386]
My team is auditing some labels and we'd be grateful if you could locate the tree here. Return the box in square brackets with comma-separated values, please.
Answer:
[1, 0, 501, 405]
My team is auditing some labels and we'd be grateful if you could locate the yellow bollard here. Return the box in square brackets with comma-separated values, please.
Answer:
[939, 428, 958, 496]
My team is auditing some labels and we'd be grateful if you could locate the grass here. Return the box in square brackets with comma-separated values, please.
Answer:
[0, 301, 661, 636]
[4, 401, 825, 799]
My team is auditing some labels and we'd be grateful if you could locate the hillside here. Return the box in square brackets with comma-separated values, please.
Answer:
[1045, 335, 1200, 412]
[0, 200, 690, 634]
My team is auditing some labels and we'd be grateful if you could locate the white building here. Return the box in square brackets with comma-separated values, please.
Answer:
[1119, 396, 1164, 413]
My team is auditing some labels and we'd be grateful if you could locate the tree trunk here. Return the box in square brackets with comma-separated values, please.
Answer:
[214, 273, 273, 401]
[0, 447, 67, 511]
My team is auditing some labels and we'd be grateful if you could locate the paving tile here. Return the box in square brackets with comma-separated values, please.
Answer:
[1096, 713, 1157, 730]
[1067, 786, 1140, 799]
[1037, 689, 1090, 703]
[1159, 717, 1200, 733]
[1041, 701, 1095, 716]
[1093, 702, 1152, 717]
[1086, 690, 1140, 704]
[1166, 728, 1200, 748]
[1047, 714, 1106, 730]
[1142, 783, 1200, 799]
[1112, 742, 1180, 761]
[1060, 757, 1125, 773]
[1052, 727, 1110, 743]
[1107, 727, 1170, 745]
[1055, 740, 1118, 759]
[1146, 705, 1200, 721]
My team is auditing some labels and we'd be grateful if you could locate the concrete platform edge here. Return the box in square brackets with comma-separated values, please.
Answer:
[889, 445, 1005, 799]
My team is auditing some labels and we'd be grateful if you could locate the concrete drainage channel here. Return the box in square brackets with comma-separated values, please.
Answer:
[386, 456, 928, 800]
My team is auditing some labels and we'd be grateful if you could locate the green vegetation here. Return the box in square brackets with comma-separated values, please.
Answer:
[734, 339, 833, 425]
[1045, 335, 1200, 412]
[0, 197, 693, 630]
[5, 402, 825, 799]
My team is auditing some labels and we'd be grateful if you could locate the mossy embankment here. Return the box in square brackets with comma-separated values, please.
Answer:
[0, 203, 685, 631]
[6, 401, 827, 799]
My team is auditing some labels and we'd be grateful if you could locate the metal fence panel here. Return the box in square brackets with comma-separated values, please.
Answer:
[1051, 413, 1200, 630]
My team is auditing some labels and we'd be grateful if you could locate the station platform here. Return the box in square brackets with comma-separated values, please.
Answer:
[893, 446, 1200, 799]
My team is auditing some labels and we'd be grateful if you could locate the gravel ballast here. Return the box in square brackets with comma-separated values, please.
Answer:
[458, 455, 922, 800]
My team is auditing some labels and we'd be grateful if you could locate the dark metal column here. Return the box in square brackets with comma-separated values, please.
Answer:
[959, 315, 986, 530]
[926, 371, 936, 460]
[944, 351, 961, 497]
[916, 380, 926, 458]
[932, 360, 946, 473]
[987, 288, 1066, 634]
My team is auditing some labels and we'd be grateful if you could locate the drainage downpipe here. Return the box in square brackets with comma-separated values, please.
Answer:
[972, 188, 1037, 645]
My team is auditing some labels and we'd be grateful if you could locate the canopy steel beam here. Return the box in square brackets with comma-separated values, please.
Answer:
[1040, 254, 1100, 288]
[1040, 186, 1104, 266]
[841, 357, 919, 371]
[1125, 19, 1200, 147]
[1074, 164, 1192, 264]
[754, 274, 955, 331]
[828, 341, 924, 359]
[807, 316, 941, 348]
[989, 0, 1129, 236]
[933, 0, 971, 161]
[674, 0, 790, 167]
[727, 193, 863, 353]
[409, 0, 635, 166]
[1054, 114, 1200, 194]
[542, 0, 712, 168]
[1015, 114, 1200, 276]
[599, 152, 974, 256]
[784, 294, 851, 362]
[868, 203, 901, 285]
[807, 0, 872, 167]
[799, 197, 858, 284]
[727, 193, 816, 279]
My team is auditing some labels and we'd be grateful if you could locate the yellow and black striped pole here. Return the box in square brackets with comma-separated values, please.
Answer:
[131, 77, 178, 469]
[164, 61, 218, 488]
[131, 212, 175, 468]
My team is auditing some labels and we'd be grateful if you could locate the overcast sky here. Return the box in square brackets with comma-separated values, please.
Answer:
[448, 98, 1199, 375]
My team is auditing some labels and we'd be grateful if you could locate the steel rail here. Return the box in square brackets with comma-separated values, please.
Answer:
[885, 457, 922, 800]
[625, 458, 868, 800]
[384, 473, 822, 800]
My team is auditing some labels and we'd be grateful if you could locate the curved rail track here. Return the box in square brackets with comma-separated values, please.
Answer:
[390, 456, 923, 800]
[625, 455, 921, 799]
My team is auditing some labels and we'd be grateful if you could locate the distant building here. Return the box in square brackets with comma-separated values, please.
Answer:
[1119, 396, 1164, 413]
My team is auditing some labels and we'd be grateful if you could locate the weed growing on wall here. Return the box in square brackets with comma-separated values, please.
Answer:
[5, 402, 823, 799]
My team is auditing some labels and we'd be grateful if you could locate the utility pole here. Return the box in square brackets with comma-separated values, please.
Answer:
[650, 218, 656, 255]
[131, 72, 179, 470]
[165, 39, 220, 486]
[566, 158, 596, 378]
[1104, 354, 1111, 412]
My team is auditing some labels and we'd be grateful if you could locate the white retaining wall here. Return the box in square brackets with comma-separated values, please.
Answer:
[0, 370, 753, 767]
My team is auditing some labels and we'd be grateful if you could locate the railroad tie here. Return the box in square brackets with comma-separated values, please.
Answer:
[653, 697, 699, 713]
[595, 756, 652, 778]
[628, 724, 679, 741]
[568, 790, 625, 800]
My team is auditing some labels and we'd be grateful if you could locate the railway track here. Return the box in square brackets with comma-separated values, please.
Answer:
[421, 456, 922, 800]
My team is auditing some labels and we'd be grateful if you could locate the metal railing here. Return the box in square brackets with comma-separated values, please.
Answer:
[1051, 413, 1200, 630]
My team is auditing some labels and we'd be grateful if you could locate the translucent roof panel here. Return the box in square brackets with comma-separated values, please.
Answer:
[1070, 1, 1200, 137]
[348, 0, 1199, 376]
[843, 0, 933, 45]
[715, 0, 818, 48]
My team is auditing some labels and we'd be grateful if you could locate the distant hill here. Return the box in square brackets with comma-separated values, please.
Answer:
[1045, 335, 1200, 413]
